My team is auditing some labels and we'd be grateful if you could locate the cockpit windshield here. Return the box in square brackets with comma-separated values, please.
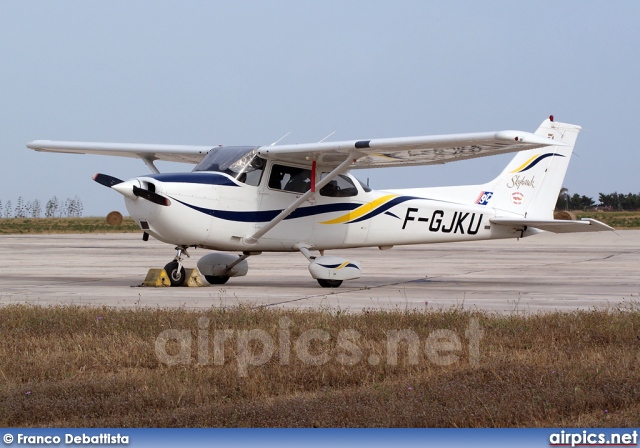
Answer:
[193, 146, 265, 186]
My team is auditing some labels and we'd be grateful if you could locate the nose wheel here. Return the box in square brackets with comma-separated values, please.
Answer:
[164, 246, 190, 287]
[164, 261, 186, 286]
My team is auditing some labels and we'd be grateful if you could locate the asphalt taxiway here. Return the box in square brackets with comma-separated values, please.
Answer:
[0, 231, 639, 313]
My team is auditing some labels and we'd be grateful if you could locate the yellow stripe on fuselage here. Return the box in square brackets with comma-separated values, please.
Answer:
[510, 154, 539, 173]
[320, 194, 398, 224]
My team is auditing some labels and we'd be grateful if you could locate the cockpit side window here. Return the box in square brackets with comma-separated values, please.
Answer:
[234, 155, 265, 186]
[268, 164, 312, 194]
[240, 162, 264, 186]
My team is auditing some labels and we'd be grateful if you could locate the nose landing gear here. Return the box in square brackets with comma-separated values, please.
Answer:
[164, 246, 190, 287]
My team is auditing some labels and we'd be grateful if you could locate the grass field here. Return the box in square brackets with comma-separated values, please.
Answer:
[0, 217, 140, 234]
[577, 211, 640, 229]
[1, 215, 638, 427]
[0, 212, 638, 235]
[1, 304, 639, 427]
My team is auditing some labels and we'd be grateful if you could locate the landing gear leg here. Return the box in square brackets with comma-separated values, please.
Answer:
[164, 246, 190, 287]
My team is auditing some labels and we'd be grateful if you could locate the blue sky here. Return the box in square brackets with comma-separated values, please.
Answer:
[2, 1, 638, 216]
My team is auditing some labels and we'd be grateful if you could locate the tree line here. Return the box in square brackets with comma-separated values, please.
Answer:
[0, 196, 83, 218]
[556, 189, 640, 211]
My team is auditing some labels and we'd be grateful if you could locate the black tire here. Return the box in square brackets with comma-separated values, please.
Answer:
[317, 279, 343, 288]
[164, 261, 186, 287]
[205, 275, 230, 285]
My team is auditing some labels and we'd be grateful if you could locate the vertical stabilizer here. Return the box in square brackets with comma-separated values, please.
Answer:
[481, 118, 581, 219]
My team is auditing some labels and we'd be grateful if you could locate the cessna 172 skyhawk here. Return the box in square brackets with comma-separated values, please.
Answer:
[27, 117, 612, 288]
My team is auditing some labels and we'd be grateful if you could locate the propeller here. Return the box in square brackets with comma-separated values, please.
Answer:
[93, 173, 171, 206]
[93, 173, 124, 187]
[133, 185, 171, 206]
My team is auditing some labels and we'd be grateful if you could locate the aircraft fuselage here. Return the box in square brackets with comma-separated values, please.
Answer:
[125, 171, 514, 253]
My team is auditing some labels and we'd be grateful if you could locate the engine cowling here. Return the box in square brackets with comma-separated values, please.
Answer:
[308, 256, 361, 281]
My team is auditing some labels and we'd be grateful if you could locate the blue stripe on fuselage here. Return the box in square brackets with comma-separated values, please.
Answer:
[171, 198, 360, 223]
[146, 173, 239, 186]
[347, 196, 419, 223]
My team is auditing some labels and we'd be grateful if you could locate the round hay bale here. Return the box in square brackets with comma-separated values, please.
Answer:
[553, 211, 577, 221]
[106, 211, 124, 226]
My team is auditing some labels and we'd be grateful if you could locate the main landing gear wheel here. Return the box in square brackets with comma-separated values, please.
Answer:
[205, 275, 230, 285]
[317, 279, 343, 288]
[164, 261, 186, 287]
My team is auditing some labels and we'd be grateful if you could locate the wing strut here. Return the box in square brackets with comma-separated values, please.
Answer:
[242, 152, 357, 245]
[140, 157, 160, 174]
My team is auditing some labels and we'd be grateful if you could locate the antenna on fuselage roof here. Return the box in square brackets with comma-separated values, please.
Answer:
[318, 131, 336, 143]
[270, 131, 292, 146]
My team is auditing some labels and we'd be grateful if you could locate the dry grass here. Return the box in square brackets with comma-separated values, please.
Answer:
[1, 304, 640, 427]
[0, 218, 140, 234]
[577, 211, 640, 229]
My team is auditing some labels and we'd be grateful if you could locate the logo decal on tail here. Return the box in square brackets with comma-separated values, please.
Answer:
[511, 192, 524, 205]
[475, 191, 493, 205]
[507, 175, 536, 189]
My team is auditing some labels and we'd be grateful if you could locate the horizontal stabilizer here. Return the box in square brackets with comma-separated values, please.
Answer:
[490, 218, 614, 233]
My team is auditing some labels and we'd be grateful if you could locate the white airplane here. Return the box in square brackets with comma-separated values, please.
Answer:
[28, 116, 612, 288]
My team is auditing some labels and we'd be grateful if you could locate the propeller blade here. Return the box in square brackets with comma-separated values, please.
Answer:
[93, 173, 124, 188]
[133, 185, 171, 206]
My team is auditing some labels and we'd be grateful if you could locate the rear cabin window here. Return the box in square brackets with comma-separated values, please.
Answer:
[319, 174, 358, 197]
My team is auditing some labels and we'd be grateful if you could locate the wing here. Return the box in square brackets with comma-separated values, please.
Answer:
[26, 140, 212, 164]
[28, 126, 560, 169]
[490, 218, 614, 233]
[258, 130, 563, 168]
